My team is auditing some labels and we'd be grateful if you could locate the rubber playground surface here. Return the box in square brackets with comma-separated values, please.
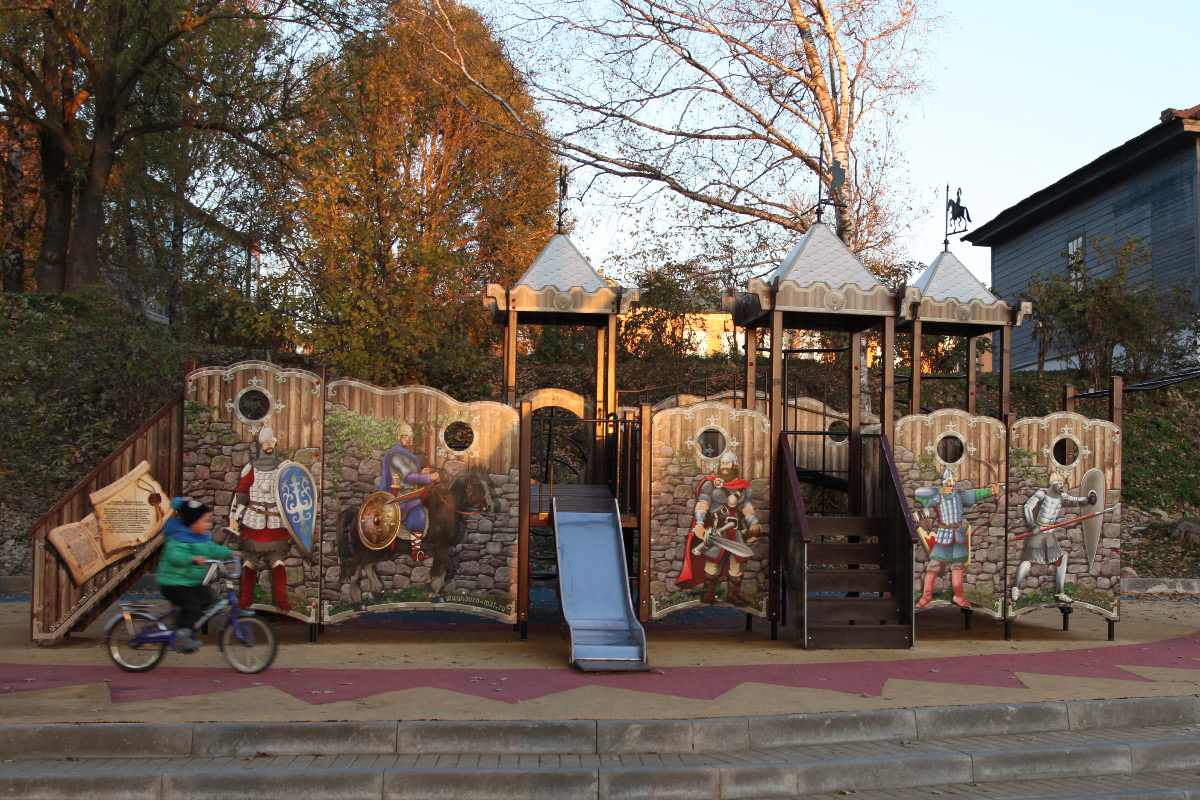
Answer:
[3, 590, 1200, 723]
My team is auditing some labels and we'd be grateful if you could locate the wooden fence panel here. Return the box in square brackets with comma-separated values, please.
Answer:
[29, 394, 184, 643]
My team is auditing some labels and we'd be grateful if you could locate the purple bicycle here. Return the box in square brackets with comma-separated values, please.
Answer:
[103, 558, 277, 673]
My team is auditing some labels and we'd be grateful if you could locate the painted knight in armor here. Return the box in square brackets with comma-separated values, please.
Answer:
[915, 466, 999, 609]
[230, 425, 294, 611]
[676, 452, 761, 606]
[1011, 473, 1096, 605]
[378, 422, 439, 563]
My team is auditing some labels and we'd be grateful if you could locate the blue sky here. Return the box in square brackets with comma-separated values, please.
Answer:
[901, 1, 1200, 287]
[575, 1, 1200, 289]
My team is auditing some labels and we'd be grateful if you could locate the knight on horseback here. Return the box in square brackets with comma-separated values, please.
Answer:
[378, 423, 439, 562]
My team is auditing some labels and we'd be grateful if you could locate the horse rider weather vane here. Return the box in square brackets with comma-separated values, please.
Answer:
[945, 184, 971, 248]
[815, 141, 846, 224]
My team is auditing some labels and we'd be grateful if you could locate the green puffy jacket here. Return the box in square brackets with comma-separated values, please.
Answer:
[157, 518, 233, 587]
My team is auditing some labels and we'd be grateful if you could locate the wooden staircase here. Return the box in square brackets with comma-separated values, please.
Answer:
[777, 435, 918, 650]
[803, 516, 911, 649]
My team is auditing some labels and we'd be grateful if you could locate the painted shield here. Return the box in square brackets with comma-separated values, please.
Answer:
[358, 491, 404, 551]
[274, 461, 317, 559]
[1080, 468, 1107, 567]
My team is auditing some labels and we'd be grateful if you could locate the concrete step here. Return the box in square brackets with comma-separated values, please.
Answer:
[790, 770, 1200, 799]
[6, 727, 1200, 799]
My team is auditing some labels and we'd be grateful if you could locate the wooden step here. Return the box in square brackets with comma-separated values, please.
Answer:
[807, 597, 902, 623]
[806, 516, 874, 539]
[805, 623, 912, 650]
[806, 569, 893, 594]
[807, 541, 884, 566]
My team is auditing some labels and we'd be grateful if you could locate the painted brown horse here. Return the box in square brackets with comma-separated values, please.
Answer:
[337, 467, 493, 610]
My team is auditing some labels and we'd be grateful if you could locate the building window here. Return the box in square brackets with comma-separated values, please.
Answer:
[1066, 236, 1084, 286]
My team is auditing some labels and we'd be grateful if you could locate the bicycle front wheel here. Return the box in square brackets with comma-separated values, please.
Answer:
[219, 615, 277, 673]
[104, 611, 166, 672]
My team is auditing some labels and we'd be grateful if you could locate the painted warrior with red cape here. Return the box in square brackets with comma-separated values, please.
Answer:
[676, 452, 762, 605]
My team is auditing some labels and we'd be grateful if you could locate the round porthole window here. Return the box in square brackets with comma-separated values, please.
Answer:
[1052, 436, 1080, 469]
[827, 420, 849, 444]
[936, 433, 965, 465]
[696, 428, 727, 460]
[443, 421, 475, 452]
[234, 387, 272, 424]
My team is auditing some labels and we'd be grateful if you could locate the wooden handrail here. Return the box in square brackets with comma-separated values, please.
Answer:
[777, 435, 811, 542]
[25, 392, 185, 541]
[878, 434, 919, 543]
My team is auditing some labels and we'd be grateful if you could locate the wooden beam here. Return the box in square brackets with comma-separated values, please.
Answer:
[504, 309, 518, 406]
[1000, 324, 1012, 418]
[518, 400, 532, 624]
[882, 317, 895, 442]
[638, 402, 653, 623]
[1109, 376, 1123, 429]
[848, 332, 862, 515]
[769, 310, 785, 507]
[967, 337, 978, 414]
[1063, 384, 1076, 413]
[606, 314, 618, 414]
[909, 319, 922, 415]
[744, 327, 758, 411]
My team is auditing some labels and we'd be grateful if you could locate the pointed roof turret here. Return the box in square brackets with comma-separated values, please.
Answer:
[769, 223, 885, 291]
[484, 231, 638, 323]
[515, 232, 608, 293]
[911, 250, 996, 305]
[728, 223, 896, 332]
[899, 248, 1029, 333]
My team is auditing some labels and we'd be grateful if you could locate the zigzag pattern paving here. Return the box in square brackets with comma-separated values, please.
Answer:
[4, 631, 1199, 706]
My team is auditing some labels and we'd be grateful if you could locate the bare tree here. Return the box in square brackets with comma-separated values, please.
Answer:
[415, 0, 936, 273]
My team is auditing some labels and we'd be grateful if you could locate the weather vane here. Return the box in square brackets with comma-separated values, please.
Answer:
[815, 142, 846, 224]
[557, 166, 568, 233]
[945, 184, 971, 248]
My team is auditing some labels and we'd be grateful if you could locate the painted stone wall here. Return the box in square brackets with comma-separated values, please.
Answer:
[321, 381, 520, 623]
[1007, 413, 1121, 621]
[649, 402, 772, 618]
[183, 362, 323, 622]
[897, 410, 1008, 617]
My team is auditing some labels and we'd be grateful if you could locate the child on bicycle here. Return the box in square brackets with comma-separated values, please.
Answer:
[159, 498, 238, 652]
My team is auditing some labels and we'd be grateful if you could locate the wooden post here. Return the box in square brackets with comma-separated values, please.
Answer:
[638, 402, 652, 623]
[882, 317, 895, 442]
[744, 327, 758, 411]
[967, 336, 978, 415]
[1063, 384, 1076, 413]
[848, 332, 862, 515]
[1109, 376, 1123, 429]
[504, 309, 518, 406]
[909, 319, 922, 414]
[606, 314, 618, 415]
[769, 309, 784, 465]
[595, 324, 606, 416]
[518, 400, 532, 635]
[1000, 324, 1013, 418]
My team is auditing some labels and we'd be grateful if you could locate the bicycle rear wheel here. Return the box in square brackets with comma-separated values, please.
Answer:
[219, 615, 277, 673]
[104, 611, 167, 672]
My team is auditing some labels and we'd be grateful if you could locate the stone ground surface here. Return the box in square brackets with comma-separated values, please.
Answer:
[4, 590, 1200, 723]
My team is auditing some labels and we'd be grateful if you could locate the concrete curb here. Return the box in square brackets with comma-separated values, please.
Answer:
[4, 696, 1200, 760]
[6, 739, 1200, 800]
[1125, 577, 1200, 594]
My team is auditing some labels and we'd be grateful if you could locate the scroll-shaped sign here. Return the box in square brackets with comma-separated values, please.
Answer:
[275, 461, 317, 559]
[89, 461, 170, 555]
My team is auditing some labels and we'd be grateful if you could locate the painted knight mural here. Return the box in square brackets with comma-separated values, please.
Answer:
[649, 403, 771, 618]
[183, 363, 323, 622]
[914, 466, 1001, 609]
[322, 382, 517, 623]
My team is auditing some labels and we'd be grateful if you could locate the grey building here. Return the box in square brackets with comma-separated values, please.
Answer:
[967, 105, 1200, 369]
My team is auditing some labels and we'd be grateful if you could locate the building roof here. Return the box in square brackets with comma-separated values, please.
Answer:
[515, 232, 607, 292]
[769, 222, 883, 290]
[967, 110, 1200, 247]
[912, 250, 998, 304]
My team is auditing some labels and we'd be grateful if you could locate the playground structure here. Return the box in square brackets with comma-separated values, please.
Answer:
[28, 224, 1123, 660]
